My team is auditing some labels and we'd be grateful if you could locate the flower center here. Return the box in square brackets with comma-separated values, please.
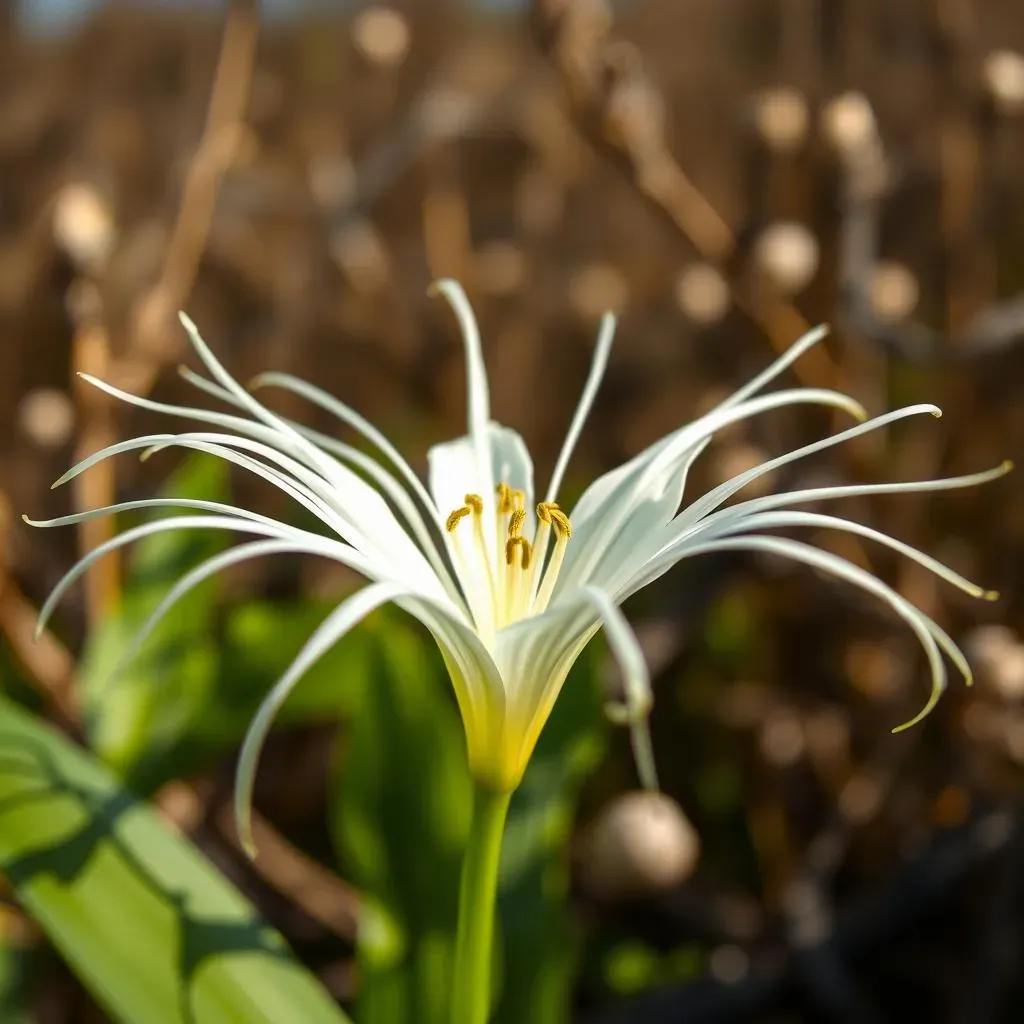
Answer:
[445, 483, 572, 637]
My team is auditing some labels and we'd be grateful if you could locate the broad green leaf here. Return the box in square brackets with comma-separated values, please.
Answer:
[0, 695, 349, 1024]
[331, 613, 607, 1024]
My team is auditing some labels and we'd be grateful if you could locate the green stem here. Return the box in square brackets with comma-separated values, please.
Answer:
[450, 781, 512, 1024]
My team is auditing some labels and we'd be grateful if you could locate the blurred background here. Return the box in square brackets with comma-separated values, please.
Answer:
[2, 0, 1024, 1021]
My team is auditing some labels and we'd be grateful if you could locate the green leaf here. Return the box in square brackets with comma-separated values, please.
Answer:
[331, 614, 607, 1024]
[0, 695, 350, 1024]
[331, 611, 471, 1024]
[79, 454, 229, 790]
[220, 599, 370, 724]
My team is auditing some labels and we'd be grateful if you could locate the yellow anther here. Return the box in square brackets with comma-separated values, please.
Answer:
[506, 536, 532, 569]
[537, 501, 571, 537]
[510, 488, 525, 510]
[464, 493, 484, 515]
[547, 508, 572, 538]
[536, 501, 559, 523]
[445, 506, 471, 532]
[496, 482, 513, 514]
[508, 508, 526, 538]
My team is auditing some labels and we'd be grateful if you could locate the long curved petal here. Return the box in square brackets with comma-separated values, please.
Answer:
[112, 539, 360, 677]
[560, 387, 867, 595]
[430, 280, 493, 507]
[234, 581, 407, 856]
[35, 515, 298, 637]
[545, 312, 616, 504]
[624, 534, 958, 730]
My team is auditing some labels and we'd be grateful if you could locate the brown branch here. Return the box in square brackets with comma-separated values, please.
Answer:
[836, 122, 1024, 363]
[528, 0, 837, 388]
[59, 2, 257, 625]
[0, 507, 79, 729]
[118, 0, 260, 395]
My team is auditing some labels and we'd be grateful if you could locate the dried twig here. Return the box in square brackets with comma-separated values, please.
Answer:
[60, 1, 258, 627]
[0, 491, 79, 727]
[528, 0, 836, 387]
[118, 0, 260, 395]
[835, 81, 1024, 362]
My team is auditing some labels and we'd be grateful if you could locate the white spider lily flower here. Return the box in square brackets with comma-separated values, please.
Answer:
[28, 280, 1007, 854]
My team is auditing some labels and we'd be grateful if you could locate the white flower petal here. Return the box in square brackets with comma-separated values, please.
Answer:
[179, 367, 462, 607]
[430, 280, 493, 503]
[242, 368, 445, 532]
[492, 584, 658, 791]
[579, 586, 658, 791]
[25, 497, 286, 532]
[235, 581, 408, 856]
[428, 423, 534, 509]
[560, 387, 866, 595]
[54, 433, 354, 548]
[624, 533, 954, 730]
[35, 515, 297, 638]
[545, 312, 616, 504]
[429, 422, 535, 556]
[713, 510, 994, 601]
[714, 325, 830, 410]
[624, 462, 1012, 601]
[406, 597, 508, 782]
[112, 539, 316, 676]
[602, 404, 941, 596]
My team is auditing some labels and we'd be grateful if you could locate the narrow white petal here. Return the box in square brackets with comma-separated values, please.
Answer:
[243, 369, 443, 529]
[715, 325, 830, 410]
[604, 404, 942, 595]
[545, 312, 616, 504]
[80, 372, 317, 471]
[674, 405, 941, 534]
[178, 315, 414, 534]
[580, 586, 658, 792]
[234, 581, 407, 856]
[53, 434, 352, 543]
[112, 539, 321, 675]
[175, 367, 463, 605]
[623, 534, 956, 730]
[561, 387, 865, 594]
[35, 515, 295, 638]
[712, 510, 995, 600]
[430, 279, 493, 502]
[25, 497, 287, 532]
[626, 461, 1012, 599]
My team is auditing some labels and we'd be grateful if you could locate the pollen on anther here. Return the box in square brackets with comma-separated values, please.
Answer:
[496, 482, 513, 513]
[464, 493, 484, 515]
[548, 508, 572, 538]
[536, 501, 557, 523]
[446, 506, 471, 532]
[506, 535, 532, 569]
[508, 508, 526, 538]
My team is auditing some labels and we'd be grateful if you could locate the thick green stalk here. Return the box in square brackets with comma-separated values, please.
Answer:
[450, 782, 512, 1024]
